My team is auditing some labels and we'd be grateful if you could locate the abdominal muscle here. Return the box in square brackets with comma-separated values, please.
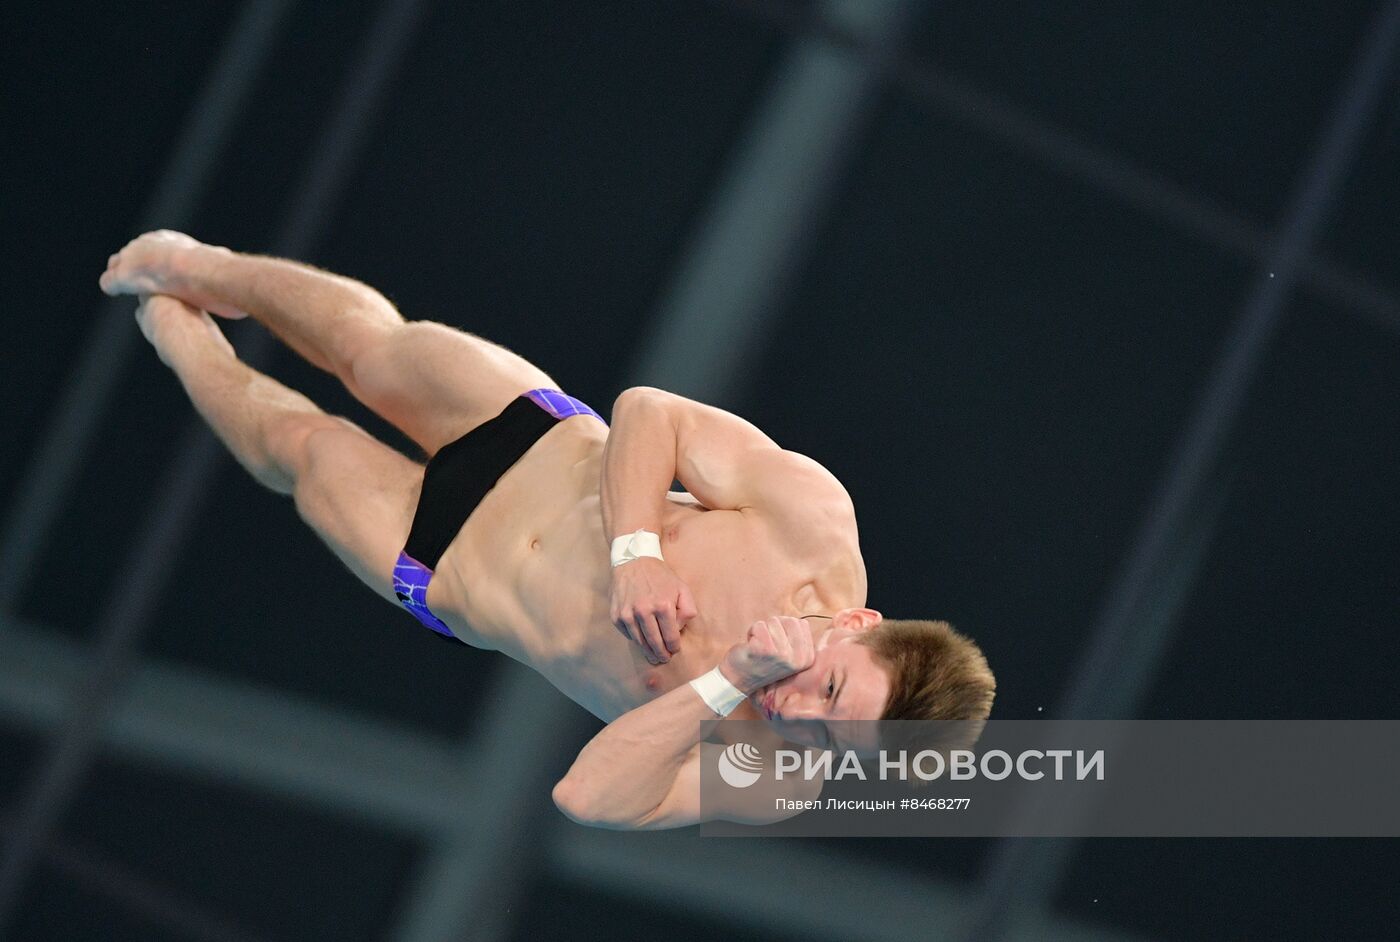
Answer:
[423, 418, 823, 723]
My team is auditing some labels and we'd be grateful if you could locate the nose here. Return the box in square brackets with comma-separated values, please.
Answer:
[779, 690, 822, 721]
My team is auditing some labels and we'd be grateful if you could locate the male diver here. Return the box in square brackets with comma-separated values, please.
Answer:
[100, 230, 995, 829]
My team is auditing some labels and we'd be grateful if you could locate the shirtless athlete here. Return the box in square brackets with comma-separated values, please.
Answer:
[100, 230, 995, 830]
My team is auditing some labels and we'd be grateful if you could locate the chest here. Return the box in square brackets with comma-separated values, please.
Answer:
[661, 503, 810, 605]
[653, 503, 846, 661]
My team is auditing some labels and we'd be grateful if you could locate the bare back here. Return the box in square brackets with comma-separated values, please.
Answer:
[423, 416, 866, 722]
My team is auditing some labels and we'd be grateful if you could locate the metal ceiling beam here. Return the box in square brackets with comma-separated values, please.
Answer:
[628, 0, 920, 405]
[0, 0, 296, 616]
[30, 827, 273, 942]
[963, 2, 1400, 939]
[0, 620, 472, 834]
[0, 0, 433, 924]
[0, 619, 1146, 942]
[389, 1, 922, 938]
[551, 827, 1151, 942]
[17, 1, 1385, 939]
[384, 671, 577, 942]
[731, 0, 1400, 337]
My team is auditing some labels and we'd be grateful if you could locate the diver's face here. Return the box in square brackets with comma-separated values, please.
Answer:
[751, 621, 890, 756]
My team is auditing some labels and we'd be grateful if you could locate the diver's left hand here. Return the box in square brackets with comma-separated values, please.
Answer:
[609, 557, 699, 665]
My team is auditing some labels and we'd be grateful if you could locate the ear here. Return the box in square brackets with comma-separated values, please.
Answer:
[838, 608, 882, 632]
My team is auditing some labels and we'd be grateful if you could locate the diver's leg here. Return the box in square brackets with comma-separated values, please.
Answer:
[138, 294, 420, 603]
[103, 230, 562, 456]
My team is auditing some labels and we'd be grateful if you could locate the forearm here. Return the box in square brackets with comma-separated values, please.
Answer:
[184, 247, 401, 373]
[556, 663, 750, 826]
[600, 389, 679, 544]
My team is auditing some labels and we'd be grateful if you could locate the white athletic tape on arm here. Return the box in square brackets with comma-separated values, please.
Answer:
[689, 666, 747, 717]
[610, 528, 664, 568]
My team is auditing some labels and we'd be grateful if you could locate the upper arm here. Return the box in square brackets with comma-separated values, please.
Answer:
[630, 741, 826, 831]
[620, 387, 853, 520]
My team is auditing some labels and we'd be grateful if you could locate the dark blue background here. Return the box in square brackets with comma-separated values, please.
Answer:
[3, 1, 1397, 940]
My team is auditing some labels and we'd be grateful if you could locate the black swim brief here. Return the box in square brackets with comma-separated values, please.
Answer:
[392, 388, 606, 641]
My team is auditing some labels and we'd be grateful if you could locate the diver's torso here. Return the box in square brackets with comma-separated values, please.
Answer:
[427, 418, 865, 722]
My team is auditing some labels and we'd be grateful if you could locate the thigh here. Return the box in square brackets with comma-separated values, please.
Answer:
[292, 416, 424, 605]
[347, 320, 561, 456]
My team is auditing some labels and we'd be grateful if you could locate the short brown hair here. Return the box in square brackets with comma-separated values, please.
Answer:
[856, 619, 996, 766]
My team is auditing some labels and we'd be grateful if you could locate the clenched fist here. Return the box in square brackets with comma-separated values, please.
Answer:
[721, 615, 816, 695]
[609, 557, 699, 665]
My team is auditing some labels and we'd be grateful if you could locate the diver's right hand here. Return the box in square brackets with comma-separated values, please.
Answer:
[720, 615, 816, 694]
[609, 557, 699, 665]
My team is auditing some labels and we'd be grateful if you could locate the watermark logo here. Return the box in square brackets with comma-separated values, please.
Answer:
[718, 742, 764, 788]
[700, 720, 1400, 837]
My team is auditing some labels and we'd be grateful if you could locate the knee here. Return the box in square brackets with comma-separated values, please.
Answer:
[267, 413, 350, 485]
[347, 320, 452, 392]
[327, 297, 407, 374]
[288, 418, 371, 520]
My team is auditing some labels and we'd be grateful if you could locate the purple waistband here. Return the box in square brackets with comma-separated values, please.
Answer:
[523, 387, 606, 424]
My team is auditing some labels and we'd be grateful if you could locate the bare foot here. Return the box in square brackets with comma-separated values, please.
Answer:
[134, 294, 236, 367]
[100, 230, 247, 319]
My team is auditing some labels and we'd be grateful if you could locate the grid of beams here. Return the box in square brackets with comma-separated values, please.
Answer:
[3, 1, 1397, 940]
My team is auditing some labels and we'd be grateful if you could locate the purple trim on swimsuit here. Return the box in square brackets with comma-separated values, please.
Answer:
[523, 387, 606, 424]
[393, 551, 457, 639]
[393, 388, 606, 639]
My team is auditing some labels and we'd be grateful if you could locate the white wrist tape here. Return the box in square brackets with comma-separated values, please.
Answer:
[689, 666, 747, 717]
[610, 528, 664, 568]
